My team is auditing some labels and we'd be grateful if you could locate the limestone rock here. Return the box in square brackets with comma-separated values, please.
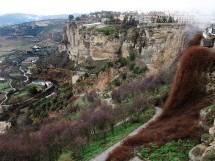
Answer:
[189, 144, 208, 161]
[62, 22, 189, 72]
[189, 114, 215, 161]
[0, 121, 11, 134]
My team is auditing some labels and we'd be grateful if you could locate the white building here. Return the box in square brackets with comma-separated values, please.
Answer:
[138, 12, 165, 24]
[173, 14, 195, 23]
[101, 18, 110, 24]
[82, 22, 102, 28]
[32, 81, 53, 87]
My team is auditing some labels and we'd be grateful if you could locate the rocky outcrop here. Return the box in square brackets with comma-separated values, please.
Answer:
[63, 21, 123, 64]
[189, 71, 215, 161]
[0, 121, 11, 134]
[189, 105, 215, 161]
[143, 25, 186, 71]
[93, 68, 120, 92]
[62, 22, 190, 71]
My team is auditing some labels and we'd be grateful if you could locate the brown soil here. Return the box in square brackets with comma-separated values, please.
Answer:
[38, 68, 73, 86]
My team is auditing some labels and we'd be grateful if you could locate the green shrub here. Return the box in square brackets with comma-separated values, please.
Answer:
[108, 62, 113, 67]
[133, 66, 141, 74]
[113, 79, 121, 86]
[129, 62, 135, 71]
[118, 57, 127, 67]
[58, 152, 73, 161]
[86, 66, 95, 70]
[84, 73, 89, 78]
[139, 108, 156, 123]
[129, 51, 136, 61]
[28, 86, 37, 96]
[201, 133, 210, 141]
[133, 66, 148, 74]
[121, 73, 127, 80]
[141, 147, 150, 158]
[100, 64, 107, 72]
[207, 152, 215, 161]
[141, 140, 197, 161]
[96, 26, 118, 36]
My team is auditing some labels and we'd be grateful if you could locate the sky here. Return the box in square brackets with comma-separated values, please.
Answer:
[0, 0, 214, 15]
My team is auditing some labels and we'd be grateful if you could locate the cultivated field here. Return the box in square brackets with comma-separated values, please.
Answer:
[0, 38, 33, 56]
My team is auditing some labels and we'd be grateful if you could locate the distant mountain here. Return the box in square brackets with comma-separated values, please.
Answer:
[0, 13, 81, 27]
[0, 19, 67, 55]
[0, 19, 65, 38]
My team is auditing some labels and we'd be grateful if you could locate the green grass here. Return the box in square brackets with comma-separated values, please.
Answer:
[76, 107, 156, 161]
[69, 113, 79, 122]
[96, 26, 118, 36]
[73, 98, 90, 108]
[138, 108, 157, 123]
[58, 152, 73, 161]
[140, 140, 198, 161]
[27, 83, 43, 89]
[6, 90, 29, 104]
[16, 91, 28, 97]
[0, 81, 12, 92]
[9, 73, 22, 77]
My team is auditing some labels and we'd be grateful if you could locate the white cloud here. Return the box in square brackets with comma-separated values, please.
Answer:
[0, 0, 214, 15]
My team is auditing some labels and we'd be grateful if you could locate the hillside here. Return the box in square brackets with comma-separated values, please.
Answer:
[0, 19, 65, 55]
[0, 13, 79, 27]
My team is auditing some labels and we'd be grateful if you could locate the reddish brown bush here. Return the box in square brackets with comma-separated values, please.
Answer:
[106, 46, 215, 161]
[187, 33, 202, 47]
[106, 145, 133, 161]
[162, 46, 215, 117]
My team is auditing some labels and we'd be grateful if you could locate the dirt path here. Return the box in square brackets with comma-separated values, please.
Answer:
[0, 79, 16, 113]
[0, 91, 7, 106]
[89, 107, 162, 161]
[9, 79, 16, 91]
[0, 79, 15, 106]
[19, 66, 29, 82]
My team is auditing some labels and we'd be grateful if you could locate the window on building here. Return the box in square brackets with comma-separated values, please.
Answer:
[212, 28, 215, 34]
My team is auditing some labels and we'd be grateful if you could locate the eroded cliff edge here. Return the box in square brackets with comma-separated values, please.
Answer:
[60, 22, 193, 72]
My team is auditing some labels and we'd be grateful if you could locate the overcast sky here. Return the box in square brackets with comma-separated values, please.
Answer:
[0, 0, 214, 15]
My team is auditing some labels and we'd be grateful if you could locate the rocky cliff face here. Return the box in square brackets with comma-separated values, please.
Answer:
[62, 22, 124, 64]
[188, 68, 215, 161]
[62, 22, 191, 71]
[189, 105, 215, 161]
[143, 24, 187, 71]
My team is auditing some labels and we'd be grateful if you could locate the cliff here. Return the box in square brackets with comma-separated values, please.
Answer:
[62, 22, 191, 71]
